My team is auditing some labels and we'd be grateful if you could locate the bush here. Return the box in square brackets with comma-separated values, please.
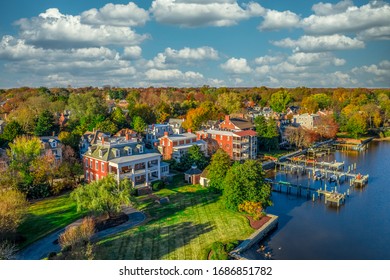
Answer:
[209, 241, 238, 260]
[238, 201, 265, 221]
[59, 217, 95, 251]
[152, 180, 165, 191]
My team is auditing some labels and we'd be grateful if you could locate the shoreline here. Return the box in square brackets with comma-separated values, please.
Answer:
[373, 137, 390, 142]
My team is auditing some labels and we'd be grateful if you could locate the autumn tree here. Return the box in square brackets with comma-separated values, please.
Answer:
[207, 149, 232, 192]
[222, 160, 272, 211]
[345, 112, 368, 138]
[0, 189, 28, 239]
[284, 126, 312, 148]
[315, 115, 339, 140]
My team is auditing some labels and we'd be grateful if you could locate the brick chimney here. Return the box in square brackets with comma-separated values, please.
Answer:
[102, 137, 105, 145]
[225, 115, 230, 122]
[126, 133, 130, 141]
[164, 131, 169, 137]
[187, 129, 192, 134]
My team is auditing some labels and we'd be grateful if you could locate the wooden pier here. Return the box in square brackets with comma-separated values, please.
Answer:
[352, 175, 369, 187]
[266, 179, 316, 198]
[317, 188, 346, 207]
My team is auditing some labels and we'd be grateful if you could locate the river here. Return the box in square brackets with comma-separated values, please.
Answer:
[243, 140, 390, 260]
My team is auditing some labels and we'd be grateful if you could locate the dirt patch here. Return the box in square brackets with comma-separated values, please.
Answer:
[246, 215, 271, 230]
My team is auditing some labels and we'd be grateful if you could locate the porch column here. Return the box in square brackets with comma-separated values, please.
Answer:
[116, 165, 120, 184]
[145, 161, 149, 183]
[131, 165, 135, 187]
[157, 157, 161, 180]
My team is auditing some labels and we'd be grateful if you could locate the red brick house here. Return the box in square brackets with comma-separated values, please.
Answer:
[158, 131, 207, 162]
[219, 115, 254, 131]
[197, 129, 257, 161]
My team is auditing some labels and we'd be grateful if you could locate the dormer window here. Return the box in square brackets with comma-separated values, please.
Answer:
[50, 141, 57, 148]
[115, 149, 120, 157]
[124, 147, 132, 156]
[99, 150, 103, 157]
[139, 146, 143, 153]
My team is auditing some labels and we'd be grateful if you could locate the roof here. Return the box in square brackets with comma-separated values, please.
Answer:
[229, 117, 254, 130]
[108, 152, 162, 165]
[85, 139, 145, 161]
[234, 130, 257, 137]
[173, 140, 206, 150]
[39, 136, 60, 143]
[163, 132, 196, 141]
[184, 165, 202, 175]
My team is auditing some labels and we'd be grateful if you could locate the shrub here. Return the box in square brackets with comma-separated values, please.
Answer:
[238, 201, 265, 221]
[152, 180, 165, 191]
[59, 217, 95, 251]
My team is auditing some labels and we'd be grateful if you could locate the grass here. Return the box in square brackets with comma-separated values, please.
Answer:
[17, 193, 85, 248]
[259, 149, 291, 159]
[94, 184, 254, 260]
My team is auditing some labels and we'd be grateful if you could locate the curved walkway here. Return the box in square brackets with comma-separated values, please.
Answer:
[15, 207, 146, 260]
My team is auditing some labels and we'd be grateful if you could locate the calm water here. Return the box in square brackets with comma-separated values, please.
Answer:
[244, 141, 390, 260]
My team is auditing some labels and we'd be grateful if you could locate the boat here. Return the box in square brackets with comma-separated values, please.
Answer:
[329, 174, 338, 182]
[314, 170, 323, 180]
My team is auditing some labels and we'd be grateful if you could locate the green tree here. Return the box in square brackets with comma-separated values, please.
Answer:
[0, 121, 23, 143]
[71, 175, 132, 217]
[254, 116, 279, 151]
[346, 112, 367, 138]
[110, 107, 127, 129]
[132, 116, 147, 134]
[269, 90, 291, 113]
[222, 160, 272, 211]
[207, 149, 231, 192]
[179, 145, 209, 171]
[95, 119, 118, 135]
[34, 110, 55, 136]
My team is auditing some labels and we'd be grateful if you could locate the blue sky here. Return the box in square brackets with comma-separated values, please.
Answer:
[0, 0, 389, 88]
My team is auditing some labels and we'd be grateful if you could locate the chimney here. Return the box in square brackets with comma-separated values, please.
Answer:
[126, 133, 130, 141]
[225, 115, 230, 122]
[164, 131, 169, 137]
[52, 131, 55, 136]
[102, 137, 105, 145]
[187, 129, 192, 134]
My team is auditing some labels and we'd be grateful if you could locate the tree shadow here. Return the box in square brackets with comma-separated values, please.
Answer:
[96, 221, 214, 260]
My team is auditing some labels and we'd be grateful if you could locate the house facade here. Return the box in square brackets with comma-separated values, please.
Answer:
[293, 113, 320, 130]
[83, 133, 169, 188]
[158, 131, 207, 162]
[145, 124, 173, 146]
[197, 129, 257, 161]
[39, 136, 63, 164]
[219, 115, 255, 131]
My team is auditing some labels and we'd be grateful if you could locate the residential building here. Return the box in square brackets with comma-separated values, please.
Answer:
[39, 136, 63, 164]
[197, 129, 257, 161]
[83, 133, 169, 188]
[158, 131, 207, 162]
[219, 115, 254, 131]
[145, 124, 173, 146]
[168, 118, 185, 134]
[293, 113, 320, 130]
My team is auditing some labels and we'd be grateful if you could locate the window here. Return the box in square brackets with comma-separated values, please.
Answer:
[85, 160, 89, 168]
[95, 161, 99, 170]
[50, 141, 57, 148]
[101, 162, 105, 172]
[115, 150, 120, 157]
[99, 150, 103, 157]
[139, 146, 143, 153]
[90, 159, 93, 168]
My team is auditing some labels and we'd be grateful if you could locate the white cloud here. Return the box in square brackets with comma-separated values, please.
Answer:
[123, 46, 142, 60]
[272, 34, 365, 52]
[164, 46, 219, 62]
[220, 57, 251, 74]
[302, 1, 390, 36]
[259, 10, 300, 31]
[255, 65, 270, 75]
[288, 52, 345, 66]
[145, 68, 204, 81]
[352, 60, 390, 78]
[81, 2, 149, 27]
[357, 26, 390, 40]
[312, 0, 353, 16]
[16, 8, 148, 48]
[254, 55, 283, 65]
[150, 0, 265, 27]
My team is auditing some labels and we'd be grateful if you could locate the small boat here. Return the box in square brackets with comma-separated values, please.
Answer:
[314, 170, 323, 180]
[329, 174, 337, 182]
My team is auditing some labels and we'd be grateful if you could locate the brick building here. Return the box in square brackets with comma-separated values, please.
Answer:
[197, 129, 257, 161]
[219, 115, 254, 131]
[83, 133, 169, 188]
[158, 131, 207, 162]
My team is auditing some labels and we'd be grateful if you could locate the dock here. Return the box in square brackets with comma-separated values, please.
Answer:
[317, 188, 346, 207]
[352, 175, 369, 187]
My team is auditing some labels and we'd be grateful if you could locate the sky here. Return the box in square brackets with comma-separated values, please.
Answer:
[0, 0, 389, 88]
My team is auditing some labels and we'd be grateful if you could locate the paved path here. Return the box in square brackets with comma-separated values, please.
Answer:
[15, 207, 146, 260]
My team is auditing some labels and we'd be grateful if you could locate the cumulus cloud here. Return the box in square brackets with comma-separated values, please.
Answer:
[312, 0, 353, 16]
[145, 68, 204, 81]
[220, 57, 251, 74]
[81, 2, 149, 27]
[272, 34, 365, 52]
[254, 55, 283, 65]
[15, 8, 148, 48]
[352, 60, 390, 80]
[259, 10, 300, 31]
[358, 26, 390, 40]
[302, 1, 390, 36]
[288, 52, 346, 66]
[123, 46, 142, 60]
[150, 0, 265, 27]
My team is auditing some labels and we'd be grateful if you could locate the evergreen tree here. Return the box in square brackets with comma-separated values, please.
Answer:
[34, 110, 55, 136]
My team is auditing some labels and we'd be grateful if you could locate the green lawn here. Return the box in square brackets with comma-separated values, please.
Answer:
[17, 193, 85, 248]
[94, 184, 254, 260]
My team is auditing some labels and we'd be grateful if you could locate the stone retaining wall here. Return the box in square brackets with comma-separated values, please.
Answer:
[230, 214, 278, 260]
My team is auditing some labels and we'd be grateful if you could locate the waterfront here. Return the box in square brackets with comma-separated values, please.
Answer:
[244, 141, 390, 260]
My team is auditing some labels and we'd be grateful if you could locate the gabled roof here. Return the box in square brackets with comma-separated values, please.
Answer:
[234, 130, 257, 137]
[229, 117, 254, 130]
